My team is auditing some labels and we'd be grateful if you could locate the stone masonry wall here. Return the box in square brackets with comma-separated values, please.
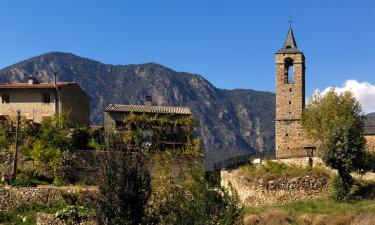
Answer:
[0, 186, 98, 211]
[60, 84, 90, 127]
[275, 52, 317, 158]
[275, 52, 307, 158]
[221, 168, 329, 206]
[365, 134, 375, 153]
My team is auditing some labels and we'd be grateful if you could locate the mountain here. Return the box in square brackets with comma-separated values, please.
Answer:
[0, 52, 275, 169]
[366, 112, 375, 118]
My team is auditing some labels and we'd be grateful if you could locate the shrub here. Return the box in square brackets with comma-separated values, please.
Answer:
[55, 205, 95, 224]
[30, 141, 62, 179]
[147, 154, 242, 225]
[331, 175, 353, 202]
[71, 128, 90, 150]
[97, 150, 151, 225]
[11, 173, 34, 187]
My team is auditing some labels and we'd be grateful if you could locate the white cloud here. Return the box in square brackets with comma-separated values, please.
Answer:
[316, 80, 375, 114]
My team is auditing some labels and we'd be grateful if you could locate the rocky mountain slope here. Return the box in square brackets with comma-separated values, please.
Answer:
[0, 52, 275, 168]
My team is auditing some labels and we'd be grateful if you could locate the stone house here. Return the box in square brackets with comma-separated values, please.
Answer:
[364, 118, 375, 153]
[0, 76, 90, 127]
[104, 96, 194, 151]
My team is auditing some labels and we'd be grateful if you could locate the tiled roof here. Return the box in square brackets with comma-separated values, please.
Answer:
[105, 104, 192, 115]
[0, 82, 76, 89]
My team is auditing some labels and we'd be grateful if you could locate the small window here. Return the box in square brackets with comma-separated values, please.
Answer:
[1, 94, 9, 103]
[42, 93, 50, 103]
[115, 121, 124, 130]
[172, 125, 179, 134]
[289, 101, 291, 105]
[290, 88, 292, 92]
[285, 133, 289, 137]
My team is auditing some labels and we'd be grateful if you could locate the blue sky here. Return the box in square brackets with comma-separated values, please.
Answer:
[0, 0, 374, 103]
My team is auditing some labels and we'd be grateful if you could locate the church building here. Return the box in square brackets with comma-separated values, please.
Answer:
[275, 28, 316, 158]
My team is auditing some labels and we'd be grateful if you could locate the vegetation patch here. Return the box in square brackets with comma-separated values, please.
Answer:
[240, 160, 331, 182]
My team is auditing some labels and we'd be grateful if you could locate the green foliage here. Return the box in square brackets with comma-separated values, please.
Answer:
[97, 147, 151, 225]
[122, 113, 199, 154]
[331, 174, 354, 202]
[38, 113, 71, 151]
[148, 154, 242, 225]
[241, 160, 331, 181]
[30, 141, 62, 179]
[71, 128, 90, 150]
[30, 114, 74, 181]
[55, 205, 95, 224]
[0, 201, 66, 225]
[87, 138, 101, 150]
[302, 90, 367, 202]
[175, 167, 242, 225]
[11, 172, 34, 187]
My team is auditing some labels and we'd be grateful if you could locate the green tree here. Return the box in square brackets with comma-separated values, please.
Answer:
[30, 114, 72, 180]
[302, 89, 366, 202]
[97, 137, 151, 225]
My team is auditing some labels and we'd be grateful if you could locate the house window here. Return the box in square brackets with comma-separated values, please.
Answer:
[42, 93, 50, 103]
[115, 121, 124, 130]
[1, 94, 9, 103]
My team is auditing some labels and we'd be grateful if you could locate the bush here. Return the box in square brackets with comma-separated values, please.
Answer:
[11, 173, 34, 187]
[148, 154, 242, 225]
[97, 150, 151, 225]
[71, 128, 90, 150]
[30, 141, 61, 179]
[331, 174, 353, 202]
[55, 205, 95, 224]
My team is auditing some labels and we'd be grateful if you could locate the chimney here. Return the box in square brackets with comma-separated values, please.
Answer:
[145, 95, 152, 110]
[53, 72, 57, 85]
[28, 76, 38, 84]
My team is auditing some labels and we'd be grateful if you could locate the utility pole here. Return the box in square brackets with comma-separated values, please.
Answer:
[12, 110, 20, 176]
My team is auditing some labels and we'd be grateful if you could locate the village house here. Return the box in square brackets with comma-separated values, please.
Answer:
[364, 118, 375, 153]
[104, 96, 194, 151]
[0, 76, 90, 127]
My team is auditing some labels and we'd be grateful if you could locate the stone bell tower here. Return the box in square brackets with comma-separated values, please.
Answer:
[275, 27, 307, 158]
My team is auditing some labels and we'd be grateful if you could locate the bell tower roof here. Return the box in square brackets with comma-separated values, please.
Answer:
[277, 27, 301, 54]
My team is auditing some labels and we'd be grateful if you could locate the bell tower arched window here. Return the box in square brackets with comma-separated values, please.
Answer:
[284, 58, 294, 83]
